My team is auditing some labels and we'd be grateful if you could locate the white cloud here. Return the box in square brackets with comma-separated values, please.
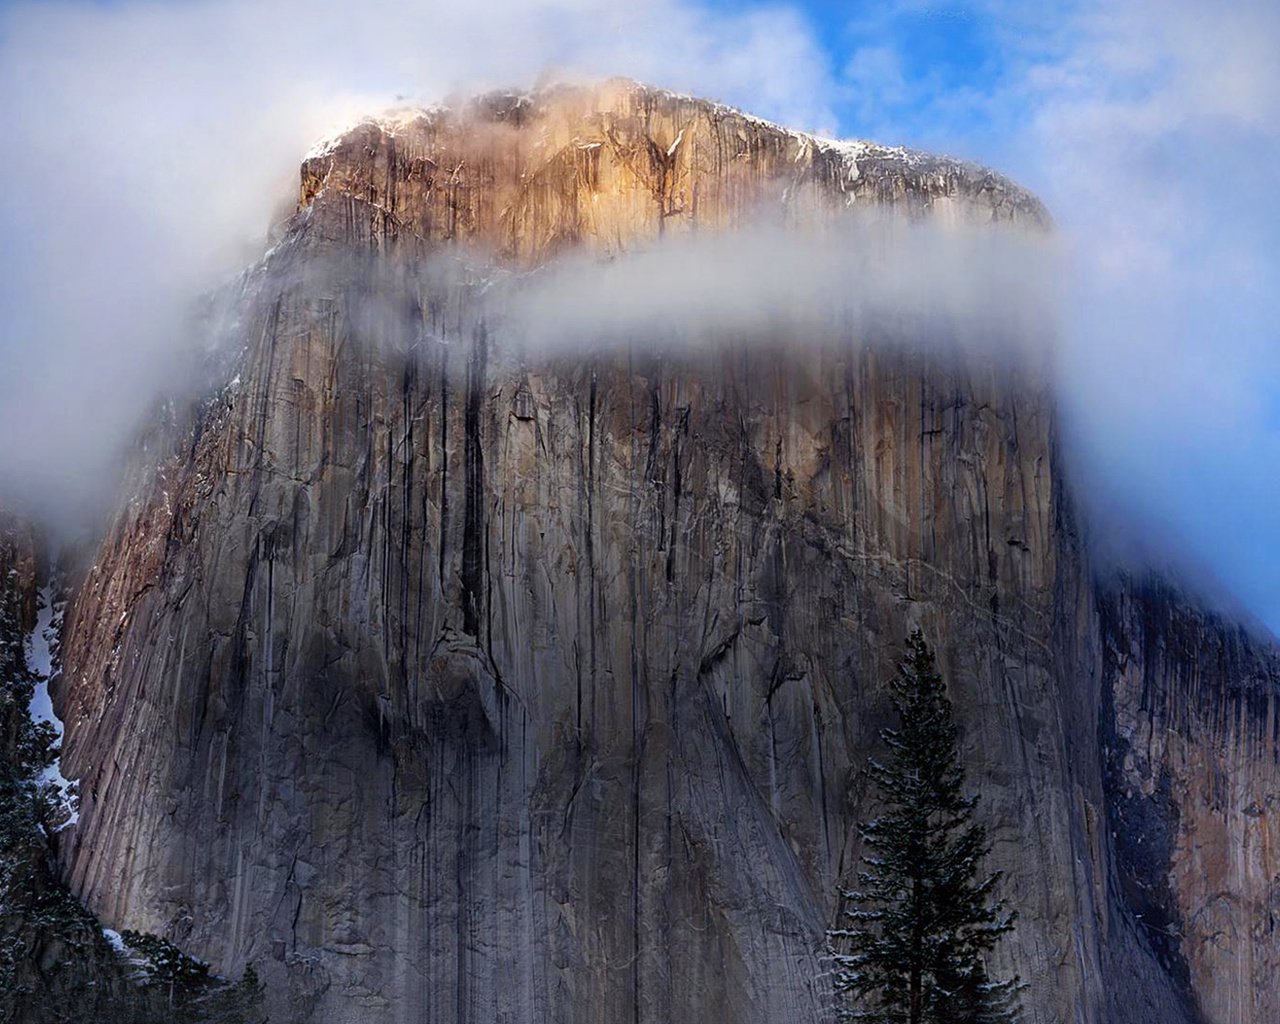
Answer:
[1009, 0, 1280, 625]
[0, 0, 837, 528]
[4, 0, 1278, 633]
[823, 0, 1280, 626]
[493, 216, 1056, 363]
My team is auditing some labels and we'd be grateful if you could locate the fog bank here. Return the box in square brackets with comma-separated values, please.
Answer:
[491, 216, 1056, 364]
[2, 0, 1278, 631]
[0, 0, 834, 530]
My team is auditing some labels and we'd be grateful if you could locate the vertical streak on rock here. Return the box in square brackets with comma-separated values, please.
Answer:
[462, 322, 487, 638]
[666, 404, 685, 586]
[628, 351, 644, 1024]
[400, 353, 415, 694]
[438, 342, 450, 592]
[587, 369, 598, 736]
[384, 422, 394, 666]
[647, 380, 664, 547]
[247, 297, 284, 519]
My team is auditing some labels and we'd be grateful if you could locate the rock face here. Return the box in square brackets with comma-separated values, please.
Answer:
[1096, 581, 1280, 1024]
[0, 512, 40, 636]
[49, 82, 1280, 1023]
[0, 515, 124, 1022]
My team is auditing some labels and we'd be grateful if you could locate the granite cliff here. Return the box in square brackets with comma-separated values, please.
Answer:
[31, 81, 1280, 1023]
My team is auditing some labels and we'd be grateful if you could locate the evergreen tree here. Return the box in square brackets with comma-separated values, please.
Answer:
[119, 931, 267, 1023]
[829, 631, 1021, 1024]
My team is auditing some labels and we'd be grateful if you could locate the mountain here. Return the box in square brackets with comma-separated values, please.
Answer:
[19, 80, 1280, 1023]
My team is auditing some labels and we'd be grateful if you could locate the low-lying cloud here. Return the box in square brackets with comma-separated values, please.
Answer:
[493, 216, 1056, 365]
[818, 0, 1280, 630]
[0, 0, 835, 530]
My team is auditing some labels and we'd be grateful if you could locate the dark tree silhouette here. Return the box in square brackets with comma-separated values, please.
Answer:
[830, 631, 1021, 1023]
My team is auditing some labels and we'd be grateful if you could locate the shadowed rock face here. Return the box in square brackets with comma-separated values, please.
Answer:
[1096, 581, 1280, 1024]
[0, 512, 40, 635]
[48, 82, 1279, 1024]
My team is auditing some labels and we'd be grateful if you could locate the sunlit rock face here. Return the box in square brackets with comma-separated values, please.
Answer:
[49, 81, 1278, 1024]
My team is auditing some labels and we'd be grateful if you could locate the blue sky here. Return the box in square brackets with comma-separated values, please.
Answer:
[0, 0, 1278, 629]
[761, 2, 1013, 141]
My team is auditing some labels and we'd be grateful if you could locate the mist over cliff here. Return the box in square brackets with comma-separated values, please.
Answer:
[0, 82, 1260, 1024]
[0, 0, 834, 531]
[1, 0, 1278, 634]
[0, 1, 1278, 1019]
[490, 215, 1057, 361]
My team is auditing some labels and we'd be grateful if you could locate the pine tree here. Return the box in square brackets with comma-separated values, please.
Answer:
[829, 631, 1021, 1024]
[119, 930, 267, 1023]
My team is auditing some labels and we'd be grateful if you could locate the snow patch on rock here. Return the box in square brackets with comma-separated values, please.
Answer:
[26, 582, 78, 830]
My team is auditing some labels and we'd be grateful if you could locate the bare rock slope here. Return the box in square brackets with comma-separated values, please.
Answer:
[51, 82, 1280, 1024]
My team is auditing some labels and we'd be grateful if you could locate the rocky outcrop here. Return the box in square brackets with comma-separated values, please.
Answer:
[1096, 577, 1280, 1024]
[0, 514, 148, 1023]
[47, 81, 1280, 1023]
[0, 511, 40, 635]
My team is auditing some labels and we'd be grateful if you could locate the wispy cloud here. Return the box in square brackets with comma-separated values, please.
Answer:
[830, 0, 1280, 626]
[493, 216, 1056, 362]
[0, 0, 837, 528]
[1019, 0, 1280, 625]
[2, 0, 1277, 631]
